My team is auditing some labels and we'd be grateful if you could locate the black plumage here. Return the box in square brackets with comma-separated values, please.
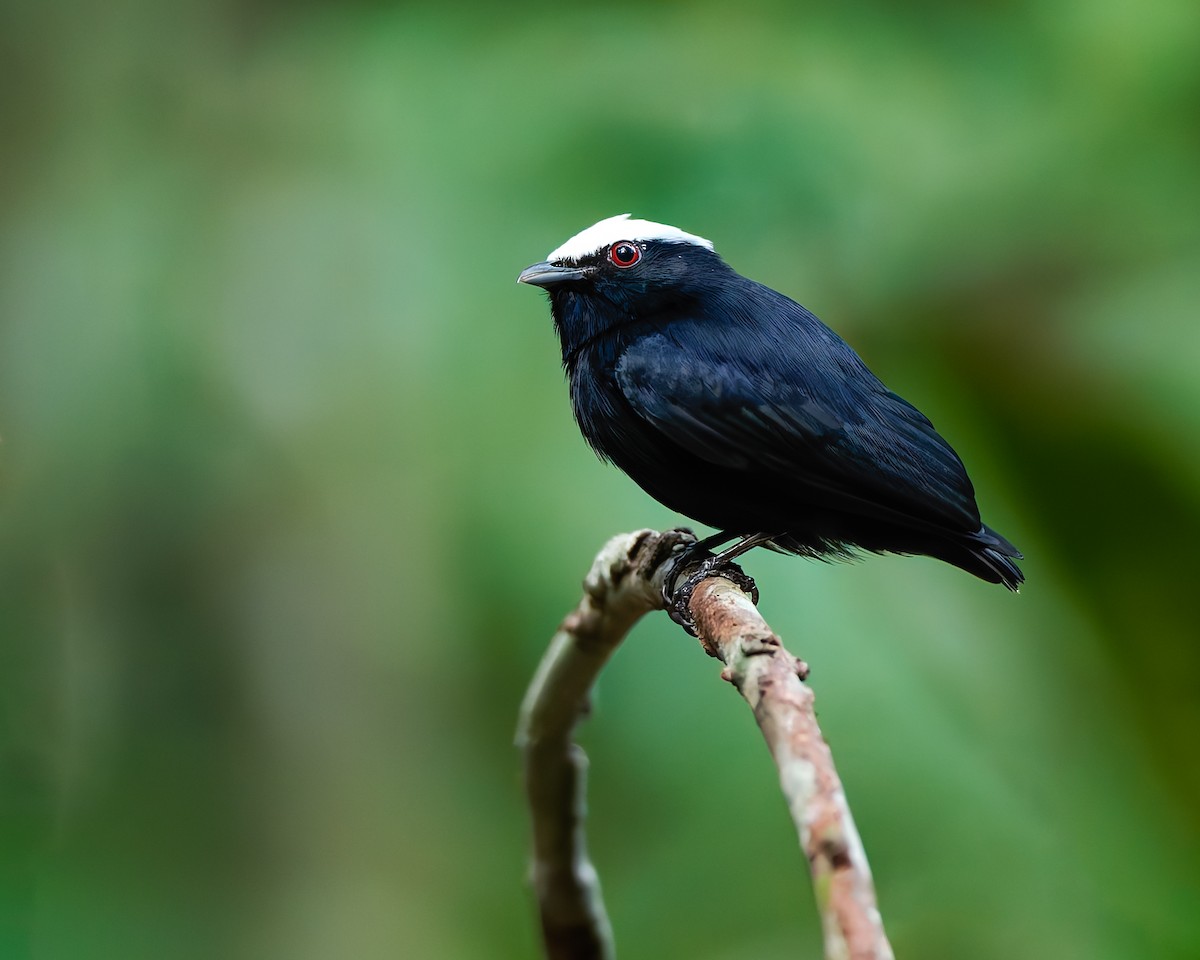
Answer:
[518, 215, 1023, 591]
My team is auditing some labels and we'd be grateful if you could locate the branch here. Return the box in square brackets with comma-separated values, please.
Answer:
[515, 530, 678, 960]
[690, 577, 895, 960]
[517, 530, 893, 960]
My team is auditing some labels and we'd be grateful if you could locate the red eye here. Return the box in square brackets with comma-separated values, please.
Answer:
[609, 241, 641, 267]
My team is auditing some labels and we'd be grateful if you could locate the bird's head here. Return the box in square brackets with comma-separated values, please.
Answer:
[518, 214, 729, 358]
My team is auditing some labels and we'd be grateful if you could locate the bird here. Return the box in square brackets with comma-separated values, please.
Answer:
[517, 214, 1023, 613]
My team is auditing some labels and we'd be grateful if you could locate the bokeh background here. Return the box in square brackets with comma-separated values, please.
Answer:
[2, 1, 1198, 958]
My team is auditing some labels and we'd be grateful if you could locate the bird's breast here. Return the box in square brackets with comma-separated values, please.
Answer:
[567, 350, 633, 464]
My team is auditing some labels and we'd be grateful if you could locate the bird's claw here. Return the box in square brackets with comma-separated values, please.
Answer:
[663, 553, 759, 637]
[662, 551, 711, 631]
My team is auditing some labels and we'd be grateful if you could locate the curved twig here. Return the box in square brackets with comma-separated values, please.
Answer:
[690, 577, 894, 960]
[516, 530, 893, 960]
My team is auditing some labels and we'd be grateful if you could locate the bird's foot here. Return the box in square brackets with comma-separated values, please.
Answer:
[664, 552, 759, 637]
[658, 530, 705, 610]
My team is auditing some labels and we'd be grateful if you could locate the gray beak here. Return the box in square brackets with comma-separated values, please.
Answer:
[517, 261, 588, 288]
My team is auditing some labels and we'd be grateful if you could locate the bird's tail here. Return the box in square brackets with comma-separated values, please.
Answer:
[956, 524, 1024, 591]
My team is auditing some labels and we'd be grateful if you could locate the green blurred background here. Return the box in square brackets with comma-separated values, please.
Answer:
[2, 1, 1198, 957]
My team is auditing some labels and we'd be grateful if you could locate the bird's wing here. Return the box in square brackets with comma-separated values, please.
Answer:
[615, 331, 981, 532]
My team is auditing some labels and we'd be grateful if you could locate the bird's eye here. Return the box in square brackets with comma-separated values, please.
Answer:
[609, 241, 641, 268]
